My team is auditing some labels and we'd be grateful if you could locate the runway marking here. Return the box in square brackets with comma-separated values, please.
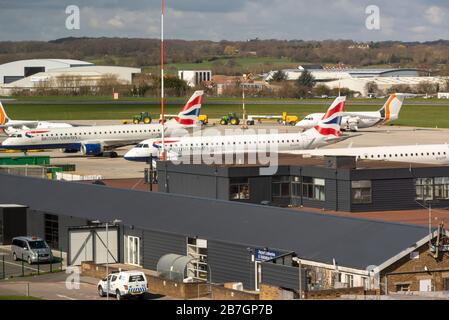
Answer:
[56, 294, 77, 300]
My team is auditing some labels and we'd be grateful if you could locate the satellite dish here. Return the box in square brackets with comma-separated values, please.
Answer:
[366, 265, 378, 272]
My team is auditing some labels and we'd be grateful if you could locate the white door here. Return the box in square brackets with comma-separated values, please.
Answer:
[126, 236, 140, 266]
[255, 262, 262, 291]
[69, 229, 94, 266]
[419, 279, 432, 292]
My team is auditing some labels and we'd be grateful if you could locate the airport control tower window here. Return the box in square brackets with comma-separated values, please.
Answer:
[230, 178, 250, 200]
[352, 181, 372, 204]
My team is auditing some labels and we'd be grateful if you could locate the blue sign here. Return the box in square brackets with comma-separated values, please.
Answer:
[255, 249, 281, 262]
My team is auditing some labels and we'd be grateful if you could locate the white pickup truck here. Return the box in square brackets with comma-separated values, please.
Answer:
[97, 271, 148, 300]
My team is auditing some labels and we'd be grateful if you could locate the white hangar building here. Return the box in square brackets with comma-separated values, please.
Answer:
[0, 59, 94, 85]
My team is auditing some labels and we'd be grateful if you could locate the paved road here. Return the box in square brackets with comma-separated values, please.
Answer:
[0, 249, 64, 279]
[0, 272, 170, 300]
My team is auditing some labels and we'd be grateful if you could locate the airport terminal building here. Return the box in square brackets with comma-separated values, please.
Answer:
[1, 172, 449, 295]
[156, 155, 449, 212]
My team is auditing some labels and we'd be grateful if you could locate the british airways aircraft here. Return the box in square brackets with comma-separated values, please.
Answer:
[1, 91, 204, 157]
[0, 102, 73, 135]
[296, 94, 405, 131]
[124, 96, 348, 162]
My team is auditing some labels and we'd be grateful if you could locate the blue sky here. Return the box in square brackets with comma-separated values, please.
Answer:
[1, 0, 448, 41]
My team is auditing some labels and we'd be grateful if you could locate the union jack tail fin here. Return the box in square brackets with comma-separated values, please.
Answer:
[176, 91, 204, 126]
[313, 96, 346, 137]
[0, 101, 10, 125]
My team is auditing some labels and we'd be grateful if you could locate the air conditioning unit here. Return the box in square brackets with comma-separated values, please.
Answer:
[231, 282, 244, 291]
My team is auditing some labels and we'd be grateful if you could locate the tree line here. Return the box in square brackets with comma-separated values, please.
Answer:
[1, 38, 449, 75]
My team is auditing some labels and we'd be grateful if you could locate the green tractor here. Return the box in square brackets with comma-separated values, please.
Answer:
[133, 112, 152, 124]
[220, 112, 240, 126]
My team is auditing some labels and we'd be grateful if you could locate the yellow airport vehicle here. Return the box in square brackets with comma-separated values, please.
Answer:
[246, 112, 299, 126]
[198, 115, 209, 125]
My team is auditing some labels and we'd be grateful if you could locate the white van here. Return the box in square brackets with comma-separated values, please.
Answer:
[97, 271, 148, 300]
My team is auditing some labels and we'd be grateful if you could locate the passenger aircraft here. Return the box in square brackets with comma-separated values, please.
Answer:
[124, 96, 348, 162]
[286, 144, 449, 165]
[296, 94, 405, 131]
[0, 91, 204, 157]
[0, 102, 73, 135]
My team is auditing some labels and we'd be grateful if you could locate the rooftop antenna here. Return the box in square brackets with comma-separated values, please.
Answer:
[160, 0, 166, 160]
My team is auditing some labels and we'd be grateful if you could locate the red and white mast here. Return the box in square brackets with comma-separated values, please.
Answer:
[160, 0, 166, 160]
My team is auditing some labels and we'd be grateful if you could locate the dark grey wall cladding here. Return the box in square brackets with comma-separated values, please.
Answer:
[261, 263, 305, 291]
[249, 177, 272, 204]
[208, 240, 253, 289]
[142, 230, 186, 270]
[0, 173, 430, 269]
[26, 210, 45, 240]
[3, 207, 27, 244]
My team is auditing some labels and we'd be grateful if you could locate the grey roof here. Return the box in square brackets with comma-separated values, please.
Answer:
[0, 173, 429, 270]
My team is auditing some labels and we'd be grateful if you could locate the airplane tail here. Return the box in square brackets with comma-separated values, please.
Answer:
[175, 91, 204, 126]
[312, 96, 346, 138]
[379, 93, 405, 123]
[0, 101, 10, 125]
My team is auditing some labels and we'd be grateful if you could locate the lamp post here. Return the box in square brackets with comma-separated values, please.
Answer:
[292, 257, 302, 300]
[92, 219, 122, 300]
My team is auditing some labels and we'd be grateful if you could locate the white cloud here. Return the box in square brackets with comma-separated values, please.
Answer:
[1, 0, 449, 41]
[425, 6, 445, 25]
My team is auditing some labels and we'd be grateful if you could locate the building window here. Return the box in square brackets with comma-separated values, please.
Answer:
[434, 177, 449, 200]
[361, 277, 369, 289]
[291, 176, 301, 198]
[44, 214, 59, 249]
[396, 283, 411, 292]
[303, 177, 325, 201]
[444, 278, 449, 291]
[352, 181, 372, 204]
[415, 177, 449, 201]
[230, 178, 250, 200]
[345, 274, 354, 288]
[272, 176, 291, 198]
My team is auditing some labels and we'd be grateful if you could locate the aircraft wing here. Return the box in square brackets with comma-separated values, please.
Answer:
[342, 112, 382, 120]
[0, 121, 39, 129]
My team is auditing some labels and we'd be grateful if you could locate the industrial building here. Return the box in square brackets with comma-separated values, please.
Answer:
[0, 59, 94, 85]
[325, 76, 448, 97]
[178, 70, 212, 87]
[263, 65, 420, 82]
[0, 172, 448, 295]
[156, 155, 449, 212]
[262, 65, 448, 97]
[0, 59, 141, 95]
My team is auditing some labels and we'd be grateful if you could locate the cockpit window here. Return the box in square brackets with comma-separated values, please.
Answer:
[135, 144, 143, 148]
[143, 144, 149, 148]
[11, 134, 22, 138]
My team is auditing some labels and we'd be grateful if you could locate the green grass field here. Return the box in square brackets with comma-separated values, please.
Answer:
[2, 101, 449, 128]
[143, 56, 300, 75]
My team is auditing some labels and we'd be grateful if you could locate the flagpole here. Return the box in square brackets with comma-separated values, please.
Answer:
[160, 0, 165, 160]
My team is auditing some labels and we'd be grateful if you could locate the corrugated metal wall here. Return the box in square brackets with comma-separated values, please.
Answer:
[208, 240, 253, 289]
[142, 230, 187, 270]
[261, 262, 306, 291]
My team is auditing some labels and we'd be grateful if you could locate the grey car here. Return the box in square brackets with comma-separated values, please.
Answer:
[11, 237, 52, 264]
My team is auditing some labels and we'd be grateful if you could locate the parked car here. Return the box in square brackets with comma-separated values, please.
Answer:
[97, 271, 148, 300]
[11, 236, 52, 265]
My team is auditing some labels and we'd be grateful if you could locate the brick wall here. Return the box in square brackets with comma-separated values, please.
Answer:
[305, 287, 377, 300]
[211, 286, 259, 300]
[259, 284, 295, 300]
[380, 243, 449, 293]
[80, 262, 210, 299]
